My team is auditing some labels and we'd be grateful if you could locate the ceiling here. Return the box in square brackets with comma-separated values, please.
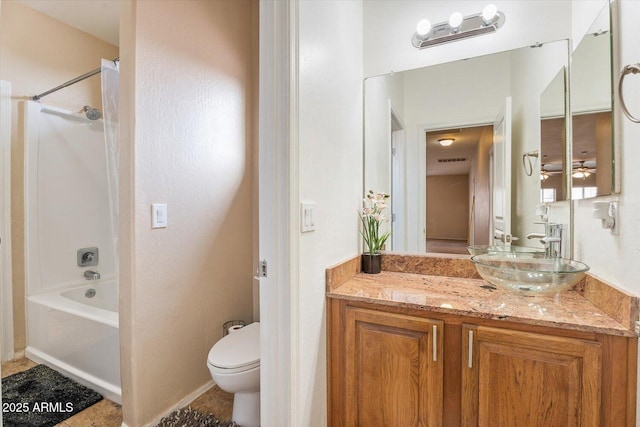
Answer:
[16, 0, 120, 46]
[426, 126, 491, 176]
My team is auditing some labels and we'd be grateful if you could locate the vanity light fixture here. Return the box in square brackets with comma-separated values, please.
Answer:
[438, 138, 455, 147]
[412, 4, 505, 49]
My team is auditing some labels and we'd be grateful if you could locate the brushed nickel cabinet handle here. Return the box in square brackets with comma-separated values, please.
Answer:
[468, 330, 474, 368]
[433, 325, 437, 362]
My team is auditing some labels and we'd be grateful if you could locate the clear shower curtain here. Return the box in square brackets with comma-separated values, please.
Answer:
[101, 59, 119, 269]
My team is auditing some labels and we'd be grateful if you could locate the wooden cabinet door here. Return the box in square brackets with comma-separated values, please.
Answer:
[461, 324, 602, 427]
[344, 306, 443, 427]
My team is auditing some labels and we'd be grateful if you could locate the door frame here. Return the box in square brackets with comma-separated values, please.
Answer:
[390, 102, 404, 252]
[258, 1, 297, 425]
[0, 80, 14, 362]
[417, 120, 492, 253]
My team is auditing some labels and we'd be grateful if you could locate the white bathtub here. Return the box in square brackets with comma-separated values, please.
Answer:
[26, 281, 121, 403]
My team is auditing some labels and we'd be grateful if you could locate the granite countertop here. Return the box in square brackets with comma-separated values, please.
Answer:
[327, 254, 639, 337]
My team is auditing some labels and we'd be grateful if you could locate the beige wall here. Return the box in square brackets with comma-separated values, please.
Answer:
[119, 0, 255, 424]
[0, 1, 119, 354]
[426, 174, 469, 240]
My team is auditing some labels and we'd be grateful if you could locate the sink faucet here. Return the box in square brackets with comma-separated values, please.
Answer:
[540, 223, 563, 258]
[84, 270, 100, 280]
[526, 232, 545, 240]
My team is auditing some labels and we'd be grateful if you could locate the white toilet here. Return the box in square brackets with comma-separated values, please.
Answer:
[207, 322, 260, 427]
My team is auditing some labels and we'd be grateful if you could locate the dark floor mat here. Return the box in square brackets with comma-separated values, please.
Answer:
[156, 406, 240, 427]
[2, 364, 103, 427]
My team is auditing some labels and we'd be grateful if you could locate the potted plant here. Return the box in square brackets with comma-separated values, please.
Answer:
[359, 190, 391, 274]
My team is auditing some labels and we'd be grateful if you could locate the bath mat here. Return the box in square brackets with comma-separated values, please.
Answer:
[1, 364, 103, 427]
[156, 407, 240, 427]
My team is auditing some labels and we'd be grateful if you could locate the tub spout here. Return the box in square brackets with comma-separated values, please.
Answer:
[84, 270, 100, 280]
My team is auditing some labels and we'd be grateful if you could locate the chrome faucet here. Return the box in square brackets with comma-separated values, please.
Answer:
[84, 270, 100, 280]
[526, 232, 546, 240]
[526, 223, 564, 257]
[540, 223, 564, 258]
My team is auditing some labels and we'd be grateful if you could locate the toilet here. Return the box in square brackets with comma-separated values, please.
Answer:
[207, 322, 260, 427]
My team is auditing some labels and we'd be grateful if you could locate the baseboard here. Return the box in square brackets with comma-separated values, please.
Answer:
[142, 380, 214, 427]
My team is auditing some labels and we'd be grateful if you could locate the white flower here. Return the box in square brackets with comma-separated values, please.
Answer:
[372, 213, 386, 223]
[359, 190, 392, 254]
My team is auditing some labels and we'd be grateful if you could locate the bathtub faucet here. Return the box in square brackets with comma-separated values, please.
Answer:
[84, 270, 100, 280]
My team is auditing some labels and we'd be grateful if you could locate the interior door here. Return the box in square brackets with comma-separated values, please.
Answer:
[491, 97, 512, 245]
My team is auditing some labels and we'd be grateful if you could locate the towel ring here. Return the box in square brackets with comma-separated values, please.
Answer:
[522, 150, 538, 177]
[618, 63, 640, 123]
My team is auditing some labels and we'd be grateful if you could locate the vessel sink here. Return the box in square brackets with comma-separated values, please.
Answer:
[467, 245, 546, 256]
[470, 253, 590, 295]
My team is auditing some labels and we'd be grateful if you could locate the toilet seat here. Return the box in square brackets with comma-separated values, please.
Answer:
[207, 322, 260, 373]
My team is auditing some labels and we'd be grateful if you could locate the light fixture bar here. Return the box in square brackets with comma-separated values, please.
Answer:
[412, 11, 505, 49]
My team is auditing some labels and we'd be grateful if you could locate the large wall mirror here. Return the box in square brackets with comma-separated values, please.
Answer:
[364, 40, 570, 254]
[570, 2, 614, 199]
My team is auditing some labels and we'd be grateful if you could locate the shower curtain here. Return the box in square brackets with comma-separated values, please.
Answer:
[101, 59, 119, 267]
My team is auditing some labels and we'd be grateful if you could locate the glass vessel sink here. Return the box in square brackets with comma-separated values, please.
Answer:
[467, 245, 546, 256]
[470, 253, 590, 295]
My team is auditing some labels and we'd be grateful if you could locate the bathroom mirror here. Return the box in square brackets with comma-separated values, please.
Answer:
[364, 40, 570, 254]
[570, 2, 614, 199]
[540, 68, 568, 202]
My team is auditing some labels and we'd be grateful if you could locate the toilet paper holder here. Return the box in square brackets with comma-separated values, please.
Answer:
[223, 320, 247, 336]
[592, 201, 616, 230]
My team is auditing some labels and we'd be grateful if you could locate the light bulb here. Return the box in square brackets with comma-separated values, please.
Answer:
[482, 4, 498, 23]
[416, 19, 431, 37]
[438, 138, 454, 147]
[449, 12, 463, 29]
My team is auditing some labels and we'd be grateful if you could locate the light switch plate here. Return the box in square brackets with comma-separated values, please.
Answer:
[151, 203, 168, 228]
[301, 202, 316, 232]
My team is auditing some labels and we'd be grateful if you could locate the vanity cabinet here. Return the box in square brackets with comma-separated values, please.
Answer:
[342, 306, 443, 426]
[461, 324, 601, 427]
[328, 298, 637, 427]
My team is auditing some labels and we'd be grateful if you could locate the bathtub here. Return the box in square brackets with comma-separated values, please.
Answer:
[26, 281, 121, 403]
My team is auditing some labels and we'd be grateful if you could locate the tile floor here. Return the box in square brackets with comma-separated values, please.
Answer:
[1, 358, 233, 426]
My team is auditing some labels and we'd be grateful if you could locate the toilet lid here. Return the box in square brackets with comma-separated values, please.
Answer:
[208, 322, 260, 370]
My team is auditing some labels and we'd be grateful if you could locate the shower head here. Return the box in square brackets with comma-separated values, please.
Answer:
[81, 105, 102, 120]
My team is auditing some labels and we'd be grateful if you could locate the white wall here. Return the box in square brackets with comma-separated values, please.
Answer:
[571, 0, 609, 51]
[571, 0, 640, 412]
[574, 0, 640, 293]
[297, 0, 363, 425]
[363, 72, 403, 245]
[363, 72, 404, 193]
[572, 32, 611, 112]
[509, 41, 568, 241]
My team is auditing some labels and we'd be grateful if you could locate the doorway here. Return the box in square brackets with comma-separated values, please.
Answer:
[424, 125, 493, 254]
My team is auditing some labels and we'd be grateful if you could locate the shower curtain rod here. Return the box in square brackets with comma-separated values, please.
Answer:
[32, 57, 119, 101]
